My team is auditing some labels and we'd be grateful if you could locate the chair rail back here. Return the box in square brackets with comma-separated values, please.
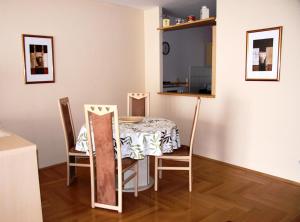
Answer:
[84, 105, 122, 212]
[58, 97, 75, 152]
[127, 92, 150, 117]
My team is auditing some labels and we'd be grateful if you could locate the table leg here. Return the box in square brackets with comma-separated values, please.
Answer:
[123, 156, 154, 192]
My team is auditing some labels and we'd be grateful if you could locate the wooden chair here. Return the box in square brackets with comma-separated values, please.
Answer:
[58, 97, 90, 186]
[127, 92, 150, 189]
[127, 92, 150, 117]
[84, 104, 138, 213]
[154, 97, 201, 192]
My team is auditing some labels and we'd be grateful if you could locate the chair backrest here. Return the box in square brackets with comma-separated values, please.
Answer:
[84, 104, 122, 212]
[127, 92, 150, 117]
[189, 97, 201, 157]
[58, 97, 76, 152]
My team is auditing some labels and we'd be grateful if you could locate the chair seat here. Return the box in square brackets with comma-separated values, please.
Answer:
[162, 145, 190, 156]
[69, 147, 88, 156]
[119, 158, 138, 171]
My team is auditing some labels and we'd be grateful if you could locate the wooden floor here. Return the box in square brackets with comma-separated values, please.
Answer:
[39, 156, 300, 222]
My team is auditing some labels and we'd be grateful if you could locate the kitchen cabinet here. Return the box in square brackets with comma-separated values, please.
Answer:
[0, 130, 43, 222]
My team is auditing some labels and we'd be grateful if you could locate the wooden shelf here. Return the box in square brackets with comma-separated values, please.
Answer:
[157, 17, 216, 32]
[158, 92, 216, 98]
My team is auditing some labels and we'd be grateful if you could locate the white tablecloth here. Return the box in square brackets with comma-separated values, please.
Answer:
[75, 117, 181, 159]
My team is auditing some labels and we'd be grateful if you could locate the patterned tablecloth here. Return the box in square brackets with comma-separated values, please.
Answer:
[75, 117, 181, 159]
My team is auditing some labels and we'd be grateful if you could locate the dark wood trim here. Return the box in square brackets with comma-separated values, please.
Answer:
[192, 153, 300, 187]
[246, 26, 282, 34]
[245, 26, 283, 81]
[22, 34, 55, 84]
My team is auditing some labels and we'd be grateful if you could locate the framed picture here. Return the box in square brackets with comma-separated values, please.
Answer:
[245, 26, 282, 81]
[22, 34, 55, 84]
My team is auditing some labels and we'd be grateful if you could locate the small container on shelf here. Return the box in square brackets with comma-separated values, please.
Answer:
[175, 18, 185, 24]
[187, 15, 196, 22]
[162, 18, 170, 27]
[200, 6, 210, 19]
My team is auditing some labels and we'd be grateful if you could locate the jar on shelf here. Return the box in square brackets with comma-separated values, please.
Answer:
[175, 18, 184, 24]
[162, 18, 170, 27]
[200, 6, 209, 19]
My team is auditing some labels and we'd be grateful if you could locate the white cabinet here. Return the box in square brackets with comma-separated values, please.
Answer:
[0, 131, 43, 222]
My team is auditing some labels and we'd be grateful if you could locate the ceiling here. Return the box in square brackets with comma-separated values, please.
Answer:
[101, 0, 216, 17]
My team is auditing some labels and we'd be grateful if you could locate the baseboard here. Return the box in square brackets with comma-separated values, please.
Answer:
[39, 162, 66, 170]
[192, 153, 300, 187]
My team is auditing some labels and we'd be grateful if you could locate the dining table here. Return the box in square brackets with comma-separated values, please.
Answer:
[75, 117, 181, 191]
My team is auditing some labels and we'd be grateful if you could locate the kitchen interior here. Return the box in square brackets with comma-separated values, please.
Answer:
[162, 0, 216, 95]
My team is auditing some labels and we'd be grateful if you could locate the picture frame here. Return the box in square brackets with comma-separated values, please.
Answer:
[22, 34, 55, 84]
[245, 26, 282, 81]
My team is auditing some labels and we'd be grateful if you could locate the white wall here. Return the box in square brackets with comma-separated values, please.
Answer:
[0, 0, 145, 167]
[163, 27, 211, 82]
[145, 0, 300, 183]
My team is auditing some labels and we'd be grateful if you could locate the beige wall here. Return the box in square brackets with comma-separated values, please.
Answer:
[144, 8, 163, 116]
[0, 0, 145, 167]
[145, 0, 300, 182]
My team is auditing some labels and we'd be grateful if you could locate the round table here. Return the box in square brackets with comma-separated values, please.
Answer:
[75, 117, 181, 191]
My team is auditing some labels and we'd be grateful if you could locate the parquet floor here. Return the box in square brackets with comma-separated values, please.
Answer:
[39, 156, 300, 222]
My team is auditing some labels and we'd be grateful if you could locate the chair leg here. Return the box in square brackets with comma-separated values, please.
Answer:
[159, 159, 162, 179]
[134, 163, 138, 197]
[68, 156, 76, 186]
[189, 166, 192, 192]
[89, 157, 95, 208]
[154, 157, 158, 191]
[67, 161, 70, 186]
